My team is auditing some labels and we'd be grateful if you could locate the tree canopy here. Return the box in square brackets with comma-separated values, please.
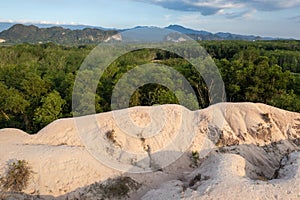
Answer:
[0, 40, 299, 133]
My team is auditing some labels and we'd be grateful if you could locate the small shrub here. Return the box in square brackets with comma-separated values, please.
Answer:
[0, 160, 33, 192]
[105, 130, 117, 144]
[190, 151, 200, 167]
[140, 137, 145, 143]
[103, 177, 131, 198]
[84, 176, 141, 199]
[261, 113, 271, 123]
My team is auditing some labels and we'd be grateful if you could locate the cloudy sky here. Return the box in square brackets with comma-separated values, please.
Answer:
[1, 0, 300, 38]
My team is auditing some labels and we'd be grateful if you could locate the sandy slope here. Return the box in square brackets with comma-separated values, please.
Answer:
[141, 152, 300, 200]
[0, 103, 299, 199]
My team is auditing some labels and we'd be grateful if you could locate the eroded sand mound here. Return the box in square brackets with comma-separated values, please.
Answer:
[0, 103, 299, 199]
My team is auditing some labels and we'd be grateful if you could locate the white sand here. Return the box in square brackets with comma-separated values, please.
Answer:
[0, 103, 299, 199]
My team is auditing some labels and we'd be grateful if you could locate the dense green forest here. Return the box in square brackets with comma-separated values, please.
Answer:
[0, 40, 300, 133]
[0, 24, 118, 45]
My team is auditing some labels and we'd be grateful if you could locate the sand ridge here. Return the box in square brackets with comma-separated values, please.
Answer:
[0, 103, 299, 199]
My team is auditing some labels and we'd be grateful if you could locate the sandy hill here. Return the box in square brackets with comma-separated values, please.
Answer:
[0, 103, 299, 199]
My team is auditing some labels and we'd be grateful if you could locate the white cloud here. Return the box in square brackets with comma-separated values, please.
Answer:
[164, 14, 172, 21]
[289, 15, 300, 23]
[0, 19, 80, 25]
[133, 0, 300, 16]
[177, 14, 208, 24]
[222, 9, 256, 19]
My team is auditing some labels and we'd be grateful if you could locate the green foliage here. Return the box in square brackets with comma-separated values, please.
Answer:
[33, 90, 65, 128]
[190, 151, 200, 167]
[0, 82, 29, 121]
[130, 84, 179, 107]
[0, 160, 33, 192]
[0, 41, 300, 133]
[0, 43, 92, 133]
[267, 90, 300, 112]
[0, 24, 118, 45]
[217, 48, 297, 108]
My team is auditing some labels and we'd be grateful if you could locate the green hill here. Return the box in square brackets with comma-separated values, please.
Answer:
[0, 24, 118, 44]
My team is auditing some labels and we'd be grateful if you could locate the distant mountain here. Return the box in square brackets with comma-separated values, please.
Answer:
[0, 23, 287, 45]
[0, 24, 118, 44]
[166, 25, 212, 36]
[215, 32, 260, 41]
[0, 22, 112, 32]
[30, 24, 111, 31]
[165, 24, 264, 41]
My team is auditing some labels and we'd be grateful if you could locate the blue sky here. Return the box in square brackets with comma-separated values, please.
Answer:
[1, 0, 300, 38]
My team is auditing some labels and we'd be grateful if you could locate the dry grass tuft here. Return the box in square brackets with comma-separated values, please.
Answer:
[0, 160, 33, 194]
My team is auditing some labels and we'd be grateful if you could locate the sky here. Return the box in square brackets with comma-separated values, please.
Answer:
[1, 0, 300, 39]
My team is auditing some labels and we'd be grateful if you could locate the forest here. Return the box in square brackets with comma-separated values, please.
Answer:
[0, 40, 300, 133]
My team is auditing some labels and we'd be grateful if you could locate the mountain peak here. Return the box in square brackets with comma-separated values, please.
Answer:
[165, 24, 212, 36]
[0, 24, 118, 44]
[166, 24, 185, 29]
[0, 23, 283, 44]
[10, 24, 39, 31]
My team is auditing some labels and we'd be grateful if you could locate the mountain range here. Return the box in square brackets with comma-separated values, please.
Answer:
[0, 24, 118, 44]
[0, 23, 286, 45]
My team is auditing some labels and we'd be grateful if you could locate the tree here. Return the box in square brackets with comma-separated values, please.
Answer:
[33, 90, 65, 128]
[0, 82, 29, 121]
